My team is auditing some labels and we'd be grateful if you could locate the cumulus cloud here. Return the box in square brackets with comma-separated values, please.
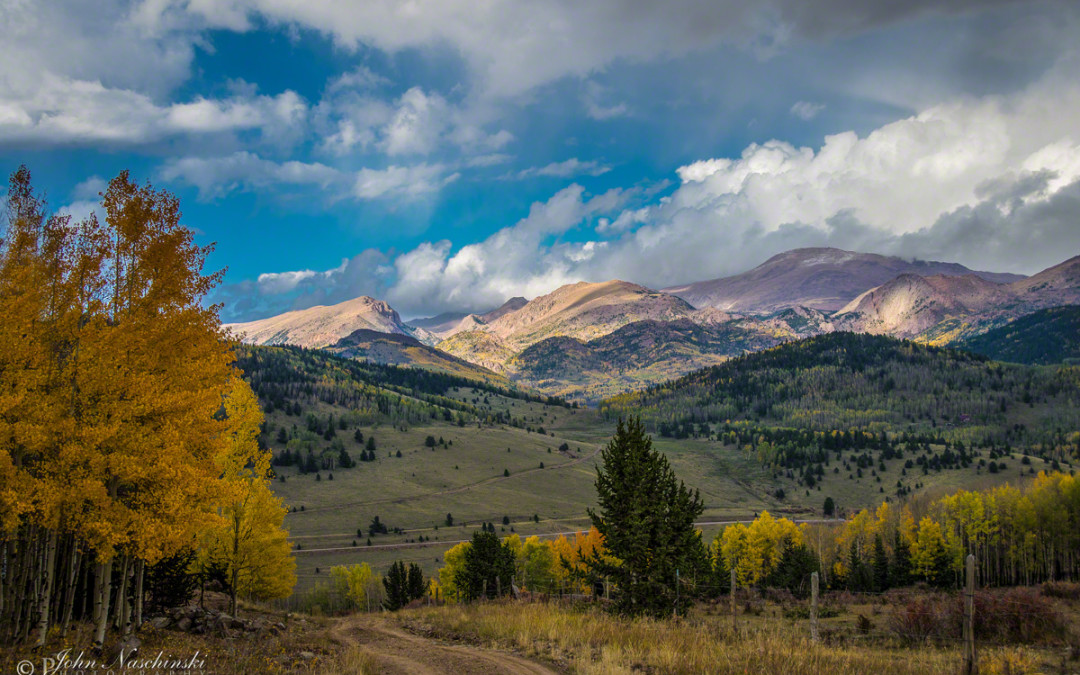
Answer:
[217, 249, 393, 321]
[227, 59, 1080, 320]
[379, 87, 449, 156]
[171, 0, 1039, 98]
[0, 1, 308, 148]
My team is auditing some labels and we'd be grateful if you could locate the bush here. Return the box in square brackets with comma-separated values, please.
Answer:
[1041, 581, 1080, 600]
[888, 593, 951, 644]
[970, 588, 1066, 643]
[889, 588, 1067, 645]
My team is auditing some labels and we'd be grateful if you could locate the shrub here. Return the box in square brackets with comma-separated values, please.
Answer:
[888, 593, 952, 644]
[1041, 581, 1080, 600]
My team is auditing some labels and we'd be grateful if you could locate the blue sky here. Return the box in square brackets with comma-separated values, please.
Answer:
[3, 1, 1080, 321]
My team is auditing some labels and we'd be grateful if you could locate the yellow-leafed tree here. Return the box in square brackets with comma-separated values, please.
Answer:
[197, 377, 295, 615]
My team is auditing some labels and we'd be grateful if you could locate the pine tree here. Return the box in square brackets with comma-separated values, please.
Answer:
[460, 530, 515, 600]
[583, 417, 706, 618]
[382, 561, 411, 610]
[891, 530, 912, 587]
[871, 534, 890, 592]
[406, 563, 426, 601]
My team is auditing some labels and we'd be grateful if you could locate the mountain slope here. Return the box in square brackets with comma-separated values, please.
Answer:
[663, 247, 1024, 313]
[833, 274, 1017, 338]
[408, 296, 529, 338]
[325, 329, 510, 385]
[224, 296, 435, 348]
[602, 332, 1080, 443]
[960, 306, 1080, 365]
[437, 280, 697, 369]
[1009, 255, 1080, 304]
[485, 280, 695, 347]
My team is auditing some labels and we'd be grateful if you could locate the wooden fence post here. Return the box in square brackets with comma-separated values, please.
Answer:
[496, 576, 501, 598]
[730, 568, 737, 633]
[963, 554, 977, 675]
[482, 579, 487, 601]
[810, 572, 819, 643]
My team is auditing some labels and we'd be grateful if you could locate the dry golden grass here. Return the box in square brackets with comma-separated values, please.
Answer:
[398, 600, 1060, 675]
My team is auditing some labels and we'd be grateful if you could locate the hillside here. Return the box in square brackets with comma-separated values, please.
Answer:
[408, 296, 528, 339]
[437, 280, 697, 371]
[509, 317, 807, 399]
[663, 247, 1023, 312]
[480, 279, 695, 347]
[834, 273, 1017, 337]
[224, 296, 436, 348]
[960, 306, 1080, 365]
[326, 329, 508, 386]
[602, 332, 1080, 449]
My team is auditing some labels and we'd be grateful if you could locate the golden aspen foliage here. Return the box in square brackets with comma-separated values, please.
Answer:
[196, 376, 295, 613]
[0, 166, 288, 644]
[438, 541, 471, 601]
[716, 511, 802, 585]
[331, 563, 377, 608]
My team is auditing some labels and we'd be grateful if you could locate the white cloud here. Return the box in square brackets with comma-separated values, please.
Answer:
[790, 100, 825, 120]
[0, 70, 307, 147]
[379, 87, 449, 156]
[257, 269, 318, 294]
[160, 152, 340, 200]
[353, 164, 459, 200]
[227, 58, 1080, 319]
[176, 0, 1034, 99]
[0, 1, 311, 148]
[583, 81, 628, 120]
[160, 151, 462, 203]
[515, 158, 611, 179]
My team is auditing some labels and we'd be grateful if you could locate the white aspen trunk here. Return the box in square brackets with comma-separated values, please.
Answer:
[133, 560, 144, 630]
[92, 560, 113, 652]
[60, 547, 82, 638]
[0, 539, 7, 623]
[35, 530, 58, 647]
[113, 555, 130, 631]
[18, 533, 40, 642]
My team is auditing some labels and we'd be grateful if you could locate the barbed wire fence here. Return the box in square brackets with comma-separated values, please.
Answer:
[274, 553, 1076, 672]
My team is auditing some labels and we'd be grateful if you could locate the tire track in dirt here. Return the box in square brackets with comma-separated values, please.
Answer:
[330, 614, 560, 675]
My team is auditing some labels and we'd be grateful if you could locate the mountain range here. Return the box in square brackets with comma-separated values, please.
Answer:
[225, 247, 1080, 399]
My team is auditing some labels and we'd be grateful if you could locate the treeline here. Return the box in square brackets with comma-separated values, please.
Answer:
[0, 169, 294, 649]
[666, 421, 1063, 498]
[712, 471, 1080, 596]
[236, 344, 569, 427]
[433, 528, 607, 601]
[602, 333, 1080, 456]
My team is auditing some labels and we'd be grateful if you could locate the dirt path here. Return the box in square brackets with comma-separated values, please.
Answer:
[330, 614, 560, 675]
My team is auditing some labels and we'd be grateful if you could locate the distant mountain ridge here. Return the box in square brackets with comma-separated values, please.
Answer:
[663, 247, 1025, 312]
[224, 248, 1079, 400]
[839, 255, 1080, 343]
[223, 296, 436, 348]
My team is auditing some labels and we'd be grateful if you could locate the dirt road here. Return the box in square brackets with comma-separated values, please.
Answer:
[330, 614, 560, 675]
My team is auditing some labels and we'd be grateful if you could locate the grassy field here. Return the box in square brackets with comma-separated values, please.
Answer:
[266, 385, 1055, 590]
[396, 591, 1078, 675]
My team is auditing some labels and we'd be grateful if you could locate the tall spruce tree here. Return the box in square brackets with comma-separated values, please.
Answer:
[584, 417, 705, 618]
[460, 530, 515, 600]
